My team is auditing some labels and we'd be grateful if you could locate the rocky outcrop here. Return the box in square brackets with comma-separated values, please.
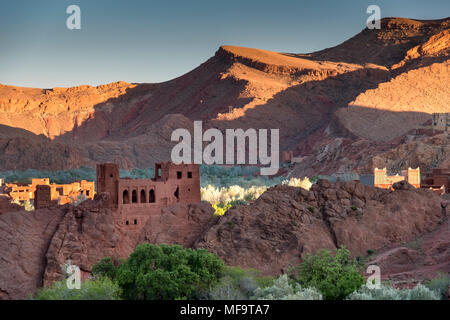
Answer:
[367, 133, 450, 173]
[0, 195, 215, 300]
[0, 194, 22, 215]
[288, 131, 449, 177]
[194, 180, 446, 275]
[139, 202, 217, 247]
[42, 199, 121, 287]
[0, 207, 66, 300]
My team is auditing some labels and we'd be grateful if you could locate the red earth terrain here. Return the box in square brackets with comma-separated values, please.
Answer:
[0, 17, 448, 174]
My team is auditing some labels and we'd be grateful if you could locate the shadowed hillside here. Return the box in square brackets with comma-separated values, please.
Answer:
[0, 17, 448, 174]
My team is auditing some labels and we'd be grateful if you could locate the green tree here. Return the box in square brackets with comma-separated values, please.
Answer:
[93, 244, 224, 300]
[294, 246, 364, 300]
[91, 257, 117, 280]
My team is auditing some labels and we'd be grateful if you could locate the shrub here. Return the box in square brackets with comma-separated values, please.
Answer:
[208, 276, 247, 300]
[207, 266, 272, 300]
[201, 184, 267, 206]
[212, 203, 232, 216]
[11, 199, 35, 211]
[32, 277, 121, 300]
[95, 244, 225, 300]
[294, 246, 365, 300]
[251, 275, 322, 300]
[347, 283, 440, 300]
[282, 177, 312, 190]
[424, 274, 450, 299]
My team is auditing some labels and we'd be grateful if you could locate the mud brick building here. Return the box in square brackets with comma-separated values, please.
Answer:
[374, 167, 421, 189]
[96, 162, 201, 229]
[421, 167, 450, 195]
[7, 178, 94, 205]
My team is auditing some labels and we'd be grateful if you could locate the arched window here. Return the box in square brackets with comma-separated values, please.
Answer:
[140, 189, 146, 203]
[149, 189, 155, 203]
[123, 190, 129, 204]
[132, 190, 138, 203]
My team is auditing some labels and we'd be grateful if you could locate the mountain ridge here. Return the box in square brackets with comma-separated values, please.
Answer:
[0, 17, 448, 173]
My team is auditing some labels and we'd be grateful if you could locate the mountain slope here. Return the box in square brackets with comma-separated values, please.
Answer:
[0, 17, 448, 172]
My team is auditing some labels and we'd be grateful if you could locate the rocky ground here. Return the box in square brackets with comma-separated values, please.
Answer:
[369, 216, 449, 287]
[0, 194, 22, 215]
[194, 180, 448, 276]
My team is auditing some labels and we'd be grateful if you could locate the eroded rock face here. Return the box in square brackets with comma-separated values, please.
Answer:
[0, 208, 66, 300]
[0, 194, 22, 215]
[194, 180, 446, 275]
[42, 202, 120, 287]
[0, 195, 215, 300]
[139, 202, 216, 247]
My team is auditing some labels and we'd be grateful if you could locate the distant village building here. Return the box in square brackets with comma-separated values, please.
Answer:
[96, 162, 201, 229]
[432, 113, 450, 133]
[374, 167, 421, 189]
[374, 166, 449, 195]
[6, 178, 94, 205]
[281, 151, 293, 163]
[281, 151, 304, 164]
[421, 167, 450, 195]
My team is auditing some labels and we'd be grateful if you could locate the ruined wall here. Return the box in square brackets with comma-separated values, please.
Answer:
[34, 185, 53, 209]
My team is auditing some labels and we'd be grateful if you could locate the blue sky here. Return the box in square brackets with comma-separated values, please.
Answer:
[0, 0, 448, 88]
